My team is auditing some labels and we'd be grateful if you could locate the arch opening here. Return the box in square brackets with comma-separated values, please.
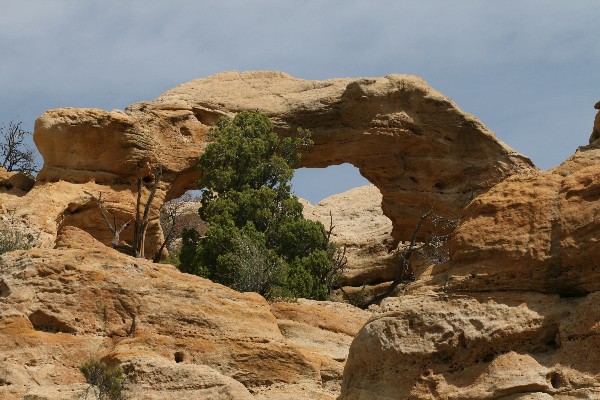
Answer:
[292, 164, 397, 294]
[291, 163, 370, 204]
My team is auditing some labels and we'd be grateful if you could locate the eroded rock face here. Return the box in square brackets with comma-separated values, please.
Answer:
[339, 107, 600, 399]
[0, 167, 34, 196]
[31, 71, 533, 255]
[301, 185, 397, 288]
[0, 227, 370, 400]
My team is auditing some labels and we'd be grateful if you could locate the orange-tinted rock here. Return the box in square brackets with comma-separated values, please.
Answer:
[0, 167, 34, 195]
[0, 238, 369, 399]
[449, 164, 600, 295]
[32, 71, 533, 256]
[339, 105, 600, 399]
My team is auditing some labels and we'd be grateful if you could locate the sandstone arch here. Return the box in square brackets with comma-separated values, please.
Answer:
[29, 71, 534, 254]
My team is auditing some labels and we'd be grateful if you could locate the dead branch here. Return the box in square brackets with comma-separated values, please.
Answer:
[0, 121, 38, 175]
[97, 193, 132, 249]
[133, 167, 162, 258]
[152, 198, 186, 263]
[364, 208, 432, 307]
[326, 211, 335, 243]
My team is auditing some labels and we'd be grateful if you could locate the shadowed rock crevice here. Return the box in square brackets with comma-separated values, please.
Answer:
[28, 310, 77, 334]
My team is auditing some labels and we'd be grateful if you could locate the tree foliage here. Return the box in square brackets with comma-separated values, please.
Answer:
[179, 111, 336, 300]
[79, 359, 125, 400]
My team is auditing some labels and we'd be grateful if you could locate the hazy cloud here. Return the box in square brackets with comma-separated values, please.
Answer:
[1, 0, 599, 201]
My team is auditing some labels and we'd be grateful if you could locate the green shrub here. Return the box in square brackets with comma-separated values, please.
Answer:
[179, 112, 337, 300]
[79, 359, 125, 400]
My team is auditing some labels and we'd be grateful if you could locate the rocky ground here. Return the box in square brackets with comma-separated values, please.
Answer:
[0, 72, 598, 399]
[0, 226, 371, 399]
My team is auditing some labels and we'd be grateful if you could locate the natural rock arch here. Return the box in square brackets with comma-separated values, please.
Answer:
[31, 71, 534, 255]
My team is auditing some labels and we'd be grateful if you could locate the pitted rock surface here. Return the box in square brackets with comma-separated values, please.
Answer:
[32, 71, 533, 254]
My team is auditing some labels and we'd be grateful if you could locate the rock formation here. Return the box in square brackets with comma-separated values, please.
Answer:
[0, 168, 34, 196]
[339, 107, 600, 399]
[2, 71, 597, 399]
[0, 227, 370, 399]
[300, 185, 397, 288]
[30, 71, 533, 256]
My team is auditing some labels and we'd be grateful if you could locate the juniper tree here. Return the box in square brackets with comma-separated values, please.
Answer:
[179, 111, 336, 300]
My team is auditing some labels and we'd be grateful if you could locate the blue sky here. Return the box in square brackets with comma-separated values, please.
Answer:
[1, 1, 599, 203]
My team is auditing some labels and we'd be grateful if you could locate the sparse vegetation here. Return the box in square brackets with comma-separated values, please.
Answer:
[362, 208, 458, 307]
[0, 120, 39, 175]
[79, 359, 125, 400]
[178, 111, 341, 300]
[0, 210, 35, 254]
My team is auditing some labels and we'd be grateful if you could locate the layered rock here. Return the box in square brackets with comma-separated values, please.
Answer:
[340, 106, 600, 399]
[31, 71, 533, 256]
[0, 227, 370, 399]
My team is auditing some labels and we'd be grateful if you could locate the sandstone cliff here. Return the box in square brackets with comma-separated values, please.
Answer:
[340, 107, 600, 399]
[0, 227, 370, 399]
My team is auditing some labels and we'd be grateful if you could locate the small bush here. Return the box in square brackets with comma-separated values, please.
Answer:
[0, 211, 34, 255]
[79, 359, 125, 400]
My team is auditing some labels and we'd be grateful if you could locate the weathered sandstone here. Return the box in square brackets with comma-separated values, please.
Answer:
[31, 71, 533, 256]
[339, 106, 600, 399]
[301, 185, 397, 287]
[3, 72, 597, 399]
[0, 167, 34, 196]
[0, 227, 370, 399]
[342, 291, 600, 399]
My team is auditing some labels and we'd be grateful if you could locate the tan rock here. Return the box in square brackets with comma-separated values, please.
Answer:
[265, 299, 371, 398]
[341, 292, 600, 399]
[301, 185, 397, 287]
[339, 104, 600, 399]
[448, 165, 600, 295]
[31, 71, 533, 257]
[0, 238, 369, 399]
[340, 106, 600, 400]
[0, 167, 34, 195]
[120, 356, 254, 399]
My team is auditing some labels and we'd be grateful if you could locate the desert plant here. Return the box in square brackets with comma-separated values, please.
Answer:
[79, 359, 125, 400]
[0, 210, 35, 254]
[179, 111, 337, 300]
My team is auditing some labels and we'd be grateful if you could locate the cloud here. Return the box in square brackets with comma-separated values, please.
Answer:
[1, 0, 599, 200]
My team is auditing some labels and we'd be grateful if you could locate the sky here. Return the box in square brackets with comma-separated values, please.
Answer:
[1, 1, 599, 203]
